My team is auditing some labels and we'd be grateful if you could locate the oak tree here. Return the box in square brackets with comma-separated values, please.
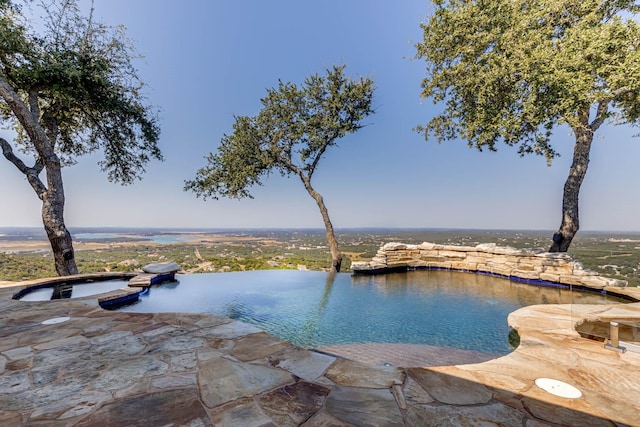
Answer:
[0, 0, 161, 275]
[415, 0, 640, 251]
[186, 65, 374, 273]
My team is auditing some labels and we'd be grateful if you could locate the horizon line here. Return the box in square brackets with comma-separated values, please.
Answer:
[1, 226, 639, 234]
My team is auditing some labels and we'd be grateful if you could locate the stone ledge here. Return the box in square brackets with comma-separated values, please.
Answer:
[352, 241, 631, 296]
[8, 271, 177, 308]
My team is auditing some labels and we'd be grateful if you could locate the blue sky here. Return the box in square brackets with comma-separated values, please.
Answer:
[1, 0, 639, 231]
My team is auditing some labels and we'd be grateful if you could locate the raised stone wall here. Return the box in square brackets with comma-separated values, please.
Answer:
[351, 242, 628, 291]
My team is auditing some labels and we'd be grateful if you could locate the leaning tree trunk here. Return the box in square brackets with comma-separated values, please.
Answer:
[300, 177, 342, 273]
[42, 161, 78, 276]
[0, 78, 78, 275]
[549, 127, 594, 252]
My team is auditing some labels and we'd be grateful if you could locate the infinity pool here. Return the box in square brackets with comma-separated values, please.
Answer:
[115, 269, 626, 355]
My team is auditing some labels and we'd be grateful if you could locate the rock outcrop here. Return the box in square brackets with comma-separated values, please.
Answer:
[352, 242, 628, 292]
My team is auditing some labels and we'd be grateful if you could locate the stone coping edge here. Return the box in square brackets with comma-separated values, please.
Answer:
[10, 272, 137, 299]
[352, 241, 639, 301]
[9, 272, 166, 309]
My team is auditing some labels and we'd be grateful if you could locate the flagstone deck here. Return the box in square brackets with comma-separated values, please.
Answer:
[1, 279, 640, 426]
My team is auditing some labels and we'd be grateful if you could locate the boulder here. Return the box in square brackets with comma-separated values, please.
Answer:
[142, 262, 181, 274]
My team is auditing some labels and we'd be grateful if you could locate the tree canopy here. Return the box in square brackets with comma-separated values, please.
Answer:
[415, 0, 640, 250]
[0, 0, 161, 183]
[186, 65, 374, 200]
[0, 0, 161, 275]
[186, 65, 375, 272]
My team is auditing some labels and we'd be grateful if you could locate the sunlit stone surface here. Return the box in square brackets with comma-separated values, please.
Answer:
[353, 241, 632, 291]
[1, 270, 640, 425]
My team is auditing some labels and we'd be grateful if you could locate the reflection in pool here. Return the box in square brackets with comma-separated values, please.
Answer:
[17, 279, 130, 301]
[114, 270, 627, 355]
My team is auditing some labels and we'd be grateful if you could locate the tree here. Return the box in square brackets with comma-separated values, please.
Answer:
[186, 65, 374, 273]
[0, 0, 161, 275]
[415, 0, 640, 252]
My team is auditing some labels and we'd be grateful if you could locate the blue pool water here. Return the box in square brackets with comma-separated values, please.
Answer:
[18, 279, 130, 301]
[116, 270, 626, 355]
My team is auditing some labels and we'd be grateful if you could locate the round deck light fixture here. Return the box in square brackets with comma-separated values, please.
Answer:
[535, 378, 582, 399]
[41, 316, 71, 325]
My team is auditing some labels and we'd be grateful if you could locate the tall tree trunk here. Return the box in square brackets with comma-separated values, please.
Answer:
[0, 138, 78, 276]
[42, 161, 78, 276]
[0, 78, 78, 276]
[549, 127, 594, 252]
[299, 176, 342, 273]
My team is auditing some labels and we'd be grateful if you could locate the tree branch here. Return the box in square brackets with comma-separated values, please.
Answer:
[0, 137, 47, 197]
[0, 137, 30, 174]
[587, 86, 632, 132]
[287, 160, 305, 182]
[308, 139, 330, 177]
[41, 108, 59, 148]
[0, 76, 56, 162]
[34, 156, 45, 174]
[611, 86, 632, 98]
[28, 89, 40, 122]
[590, 101, 609, 132]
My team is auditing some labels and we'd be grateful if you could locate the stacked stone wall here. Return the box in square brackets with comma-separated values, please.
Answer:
[352, 242, 628, 291]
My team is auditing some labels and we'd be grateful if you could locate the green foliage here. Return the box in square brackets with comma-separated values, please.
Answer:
[0, 1, 28, 60]
[415, 0, 640, 163]
[1, 230, 639, 286]
[0, 0, 161, 183]
[508, 328, 520, 349]
[185, 65, 375, 198]
[0, 241, 347, 280]
[0, 252, 56, 280]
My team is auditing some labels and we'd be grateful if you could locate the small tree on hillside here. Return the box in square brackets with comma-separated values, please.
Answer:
[186, 65, 375, 273]
[415, 0, 640, 251]
[0, 0, 161, 275]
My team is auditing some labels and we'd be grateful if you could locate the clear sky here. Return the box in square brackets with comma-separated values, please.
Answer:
[1, 0, 639, 231]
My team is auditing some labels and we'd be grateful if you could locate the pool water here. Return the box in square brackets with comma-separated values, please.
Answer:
[115, 270, 626, 355]
[18, 279, 130, 301]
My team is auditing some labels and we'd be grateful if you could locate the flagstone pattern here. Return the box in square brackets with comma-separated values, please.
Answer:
[1, 274, 640, 425]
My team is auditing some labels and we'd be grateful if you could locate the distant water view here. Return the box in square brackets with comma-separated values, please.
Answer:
[2, 227, 639, 286]
[0, 227, 223, 243]
[72, 232, 195, 244]
[2, 226, 640, 245]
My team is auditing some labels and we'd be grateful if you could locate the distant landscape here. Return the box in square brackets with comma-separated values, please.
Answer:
[1, 227, 639, 286]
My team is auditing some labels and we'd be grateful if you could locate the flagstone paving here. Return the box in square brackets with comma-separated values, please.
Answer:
[1, 280, 640, 426]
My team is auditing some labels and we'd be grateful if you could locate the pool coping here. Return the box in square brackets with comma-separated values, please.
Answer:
[7, 271, 179, 310]
[352, 241, 635, 297]
[1, 274, 640, 425]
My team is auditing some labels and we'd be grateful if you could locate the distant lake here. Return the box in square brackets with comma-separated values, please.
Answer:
[2, 227, 640, 247]
[0, 227, 266, 243]
[73, 232, 194, 244]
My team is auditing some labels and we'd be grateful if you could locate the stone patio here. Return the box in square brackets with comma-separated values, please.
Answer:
[1, 280, 640, 426]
